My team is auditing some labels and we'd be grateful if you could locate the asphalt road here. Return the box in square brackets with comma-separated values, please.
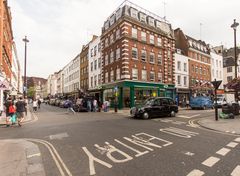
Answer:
[0, 104, 239, 176]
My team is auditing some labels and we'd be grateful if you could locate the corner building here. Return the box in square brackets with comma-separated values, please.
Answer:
[101, 1, 175, 108]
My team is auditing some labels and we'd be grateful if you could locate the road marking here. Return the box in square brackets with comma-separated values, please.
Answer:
[82, 147, 112, 176]
[114, 139, 149, 157]
[202, 156, 220, 167]
[187, 169, 204, 176]
[178, 114, 200, 119]
[159, 127, 199, 138]
[27, 153, 41, 158]
[216, 147, 230, 156]
[184, 151, 195, 156]
[27, 138, 72, 176]
[227, 142, 238, 148]
[234, 137, 240, 142]
[49, 132, 69, 140]
[231, 165, 240, 176]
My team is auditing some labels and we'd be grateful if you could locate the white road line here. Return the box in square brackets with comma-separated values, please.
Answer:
[186, 169, 204, 176]
[216, 147, 230, 156]
[231, 165, 240, 176]
[227, 142, 238, 148]
[202, 156, 220, 167]
[234, 137, 240, 142]
[27, 153, 41, 158]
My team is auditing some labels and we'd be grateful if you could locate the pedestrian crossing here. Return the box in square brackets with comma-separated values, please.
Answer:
[186, 137, 240, 176]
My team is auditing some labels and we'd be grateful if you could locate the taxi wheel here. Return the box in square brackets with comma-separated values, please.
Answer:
[170, 111, 176, 117]
[142, 112, 149, 119]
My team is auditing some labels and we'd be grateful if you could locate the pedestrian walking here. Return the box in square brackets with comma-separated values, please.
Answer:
[33, 99, 38, 111]
[93, 99, 98, 112]
[37, 99, 41, 109]
[87, 99, 92, 112]
[15, 96, 26, 127]
[4, 97, 12, 127]
[66, 99, 76, 114]
[8, 102, 16, 125]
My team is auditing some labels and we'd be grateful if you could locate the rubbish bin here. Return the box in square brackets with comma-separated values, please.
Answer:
[231, 103, 240, 115]
[222, 104, 231, 114]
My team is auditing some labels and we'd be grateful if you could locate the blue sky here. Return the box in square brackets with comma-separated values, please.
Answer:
[9, 0, 240, 78]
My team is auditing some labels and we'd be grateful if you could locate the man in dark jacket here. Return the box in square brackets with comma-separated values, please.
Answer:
[15, 97, 26, 127]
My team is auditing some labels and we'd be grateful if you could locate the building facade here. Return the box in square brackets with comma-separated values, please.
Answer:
[88, 36, 102, 100]
[174, 28, 211, 96]
[101, 1, 175, 108]
[47, 73, 58, 96]
[210, 46, 224, 90]
[80, 45, 89, 92]
[174, 50, 189, 105]
[63, 54, 80, 97]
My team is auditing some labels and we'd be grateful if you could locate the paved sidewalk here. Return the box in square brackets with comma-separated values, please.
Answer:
[0, 108, 45, 176]
[198, 115, 240, 135]
[0, 139, 45, 176]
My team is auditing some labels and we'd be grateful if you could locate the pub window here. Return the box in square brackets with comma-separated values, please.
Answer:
[132, 47, 138, 59]
[132, 68, 138, 80]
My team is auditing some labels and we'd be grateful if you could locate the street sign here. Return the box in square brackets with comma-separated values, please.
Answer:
[211, 80, 222, 89]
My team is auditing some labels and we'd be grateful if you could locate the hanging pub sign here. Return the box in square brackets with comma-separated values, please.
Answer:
[0, 80, 9, 90]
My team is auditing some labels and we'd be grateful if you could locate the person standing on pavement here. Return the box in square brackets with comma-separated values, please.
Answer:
[37, 99, 41, 109]
[15, 97, 26, 127]
[32, 99, 38, 111]
[93, 98, 98, 112]
[4, 97, 12, 127]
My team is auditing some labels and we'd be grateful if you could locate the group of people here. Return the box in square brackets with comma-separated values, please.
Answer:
[32, 98, 41, 111]
[4, 96, 27, 127]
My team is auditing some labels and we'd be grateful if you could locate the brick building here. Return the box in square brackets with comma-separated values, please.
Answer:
[174, 28, 211, 96]
[101, 1, 175, 108]
[80, 45, 89, 92]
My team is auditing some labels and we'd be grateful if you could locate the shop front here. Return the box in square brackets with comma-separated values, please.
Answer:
[176, 88, 190, 107]
[102, 80, 175, 109]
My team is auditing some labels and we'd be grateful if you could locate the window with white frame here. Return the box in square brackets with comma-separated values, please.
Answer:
[216, 70, 218, 78]
[116, 68, 120, 80]
[184, 76, 187, 86]
[132, 47, 138, 59]
[150, 71, 155, 81]
[110, 70, 114, 82]
[94, 75, 97, 87]
[94, 46, 97, 56]
[227, 76, 232, 82]
[98, 58, 101, 68]
[116, 48, 120, 60]
[184, 63, 187, 72]
[219, 61, 221, 67]
[91, 49, 93, 57]
[91, 62, 93, 71]
[167, 50, 171, 59]
[150, 35, 154, 44]
[110, 34, 114, 44]
[227, 67, 232, 73]
[105, 37, 109, 47]
[149, 52, 155, 63]
[116, 29, 120, 39]
[91, 76, 93, 87]
[199, 67, 202, 74]
[105, 54, 109, 65]
[132, 68, 138, 80]
[142, 70, 147, 81]
[132, 28, 137, 39]
[94, 60, 97, 70]
[110, 51, 114, 63]
[216, 60, 218, 67]
[177, 75, 181, 85]
[98, 74, 101, 85]
[157, 52, 162, 65]
[177, 61, 181, 71]
[141, 31, 146, 42]
[141, 50, 146, 62]
[157, 37, 162, 46]
[105, 72, 108, 83]
[158, 72, 162, 82]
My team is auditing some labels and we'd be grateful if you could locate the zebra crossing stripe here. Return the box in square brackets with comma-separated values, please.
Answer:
[227, 142, 238, 148]
[231, 165, 240, 176]
[202, 156, 220, 167]
[186, 169, 204, 176]
[216, 147, 230, 156]
[234, 138, 240, 142]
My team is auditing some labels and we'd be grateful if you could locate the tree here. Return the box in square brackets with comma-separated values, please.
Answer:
[27, 86, 36, 98]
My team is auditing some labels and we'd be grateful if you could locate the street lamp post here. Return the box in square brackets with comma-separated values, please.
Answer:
[22, 36, 29, 98]
[231, 19, 239, 101]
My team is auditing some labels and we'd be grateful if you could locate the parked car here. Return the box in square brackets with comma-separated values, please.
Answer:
[189, 96, 213, 110]
[216, 97, 227, 108]
[130, 97, 178, 119]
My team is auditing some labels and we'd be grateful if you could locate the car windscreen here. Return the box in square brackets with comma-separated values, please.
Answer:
[143, 98, 154, 106]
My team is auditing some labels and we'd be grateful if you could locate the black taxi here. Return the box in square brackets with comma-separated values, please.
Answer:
[130, 97, 178, 119]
